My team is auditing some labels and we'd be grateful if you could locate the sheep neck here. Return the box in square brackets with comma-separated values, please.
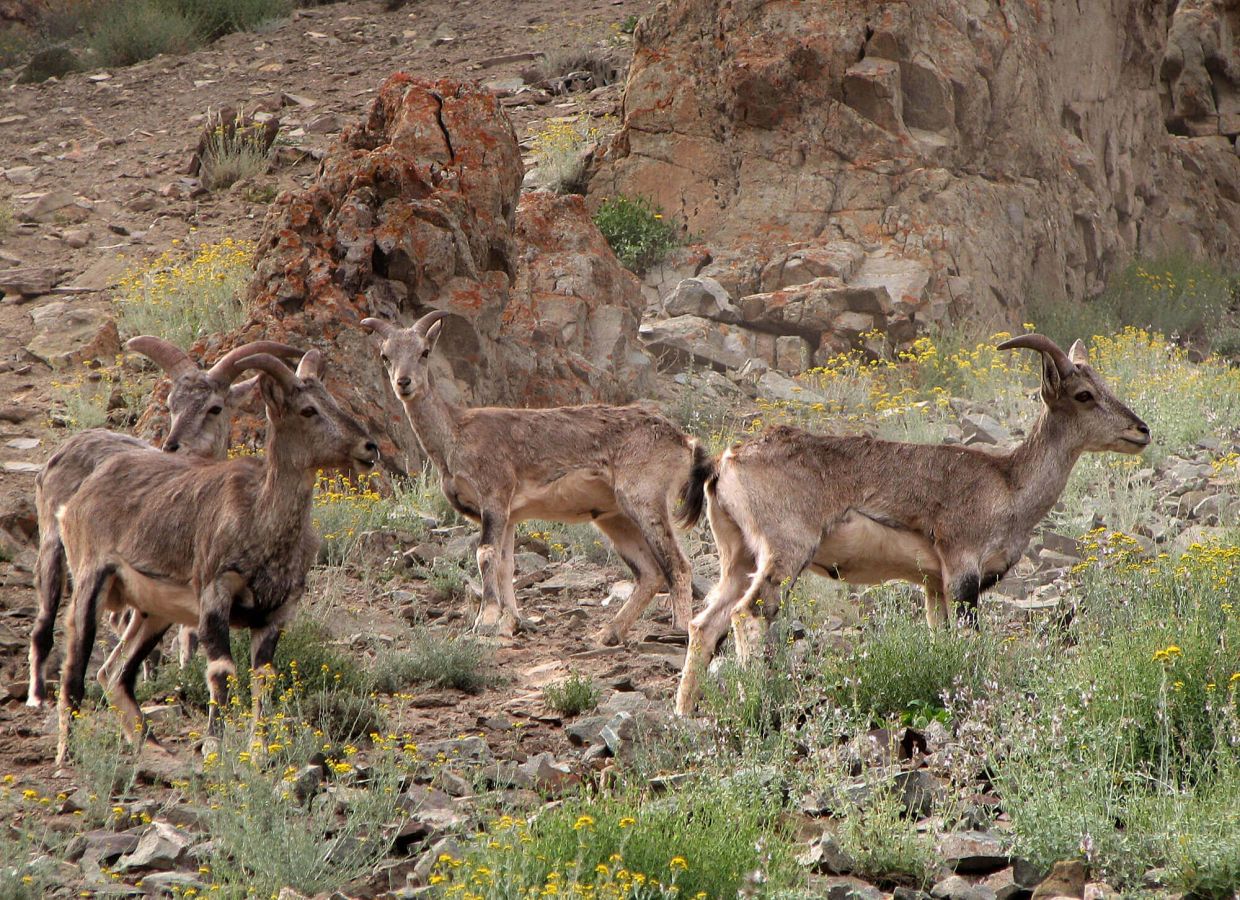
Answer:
[402, 381, 462, 477]
[1005, 407, 1085, 528]
[256, 425, 317, 542]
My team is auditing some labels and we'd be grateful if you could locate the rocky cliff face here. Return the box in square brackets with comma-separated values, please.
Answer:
[147, 74, 654, 470]
[593, 0, 1240, 370]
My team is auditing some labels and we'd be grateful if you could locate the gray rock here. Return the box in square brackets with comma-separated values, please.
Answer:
[981, 867, 1026, 900]
[26, 301, 119, 369]
[422, 736, 492, 765]
[412, 836, 465, 886]
[138, 872, 209, 892]
[797, 832, 856, 875]
[754, 370, 829, 405]
[932, 874, 997, 900]
[817, 874, 887, 900]
[565, 715, 609, 746]
[116, 821, 191, 871]
[961, 413, 1011, 446]
[65, 830, 141, 864]
[601, 711, 637, 758]
[938, 831, 1010, 875]
[663, 276, 739, 322]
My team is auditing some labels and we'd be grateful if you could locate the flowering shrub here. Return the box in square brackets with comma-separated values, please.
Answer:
[593, 196, 682, 273]
[113, 237, 253, 348]
[430, 777, 796, 898]
[528, 114, 616, 194]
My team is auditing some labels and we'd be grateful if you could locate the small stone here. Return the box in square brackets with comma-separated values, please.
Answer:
[819, 875, 886, 900]
[116, 821, 191, 871]
[797, 832, 855, 874]
[600, 711, 636, 758]
[5, 438, 39, 450]
[938, 831, 1010, 875]
[931, 875, 996, 900]
[1030, 860, 1087, 899]
[961, 413, 1011, 446]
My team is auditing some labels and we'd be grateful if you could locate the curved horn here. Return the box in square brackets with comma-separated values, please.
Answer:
[295, 348, 324, 380]
[997, 333, 1075, 376]
[360, 317, 396, 337]
[233, 353, 298, 393]
[126, 336, 196, 379]
[413, 309, 451, 335]
[207, 341, 304, 385]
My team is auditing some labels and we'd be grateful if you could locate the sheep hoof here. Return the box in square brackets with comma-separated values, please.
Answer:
[596, 626, 623, 647]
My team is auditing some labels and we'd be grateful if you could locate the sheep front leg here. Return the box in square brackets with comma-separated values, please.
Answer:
[474, 510, 515, 636]
[249, 623, 281, 725]
[198, 574, 242, 745]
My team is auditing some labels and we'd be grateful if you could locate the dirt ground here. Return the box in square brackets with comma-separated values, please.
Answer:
[0, 0, 666, 803]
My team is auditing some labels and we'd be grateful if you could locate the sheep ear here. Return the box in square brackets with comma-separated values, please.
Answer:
[228, 375, 262, 410]
[425, 320, 444, 349]
[258, 371, 287, 412]
[295, 349, 325, 381]
[1040, 353, 1064, 402]
[1068, 339, 1089, 366]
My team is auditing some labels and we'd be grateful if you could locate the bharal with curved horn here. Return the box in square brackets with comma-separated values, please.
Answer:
[675, 334, 1151, 714]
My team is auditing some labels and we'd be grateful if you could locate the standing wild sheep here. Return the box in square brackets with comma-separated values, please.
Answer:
[675, 334, 1151, 714]
[362, 311, 709, 642]
[54, 351, 377, 762]
[27, 337, 303, 708]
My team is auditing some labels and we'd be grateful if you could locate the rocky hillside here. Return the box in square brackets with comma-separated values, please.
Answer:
[595, 0, 1240, 374]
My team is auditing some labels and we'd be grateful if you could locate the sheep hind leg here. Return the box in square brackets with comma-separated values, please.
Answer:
[55, 566, 113, 766]
[616, 490, 694, 631]
[677, 547, 773, 716]
[28, 530, 67, 707]
[592, 513, 664, 646]
[104, 613, 172, 752]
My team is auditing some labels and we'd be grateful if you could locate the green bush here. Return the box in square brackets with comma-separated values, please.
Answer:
[371, 627, 494, 694]
[430, 775, 798, 898]
[141, 616, 368, 710]
[544, 671, 600, 717]
[820, 596, 1001, 722]
[593, 195, 682, 273]
[176, 0, 290, 40]
[88, 0, 199, 67]
[114, 238, 252, 348]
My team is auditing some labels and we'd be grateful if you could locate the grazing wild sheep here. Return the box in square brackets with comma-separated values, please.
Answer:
[675, 334, 1150, 714]
[54, 351, 377, 762]
[27, 337, 303, 708]
[362, 311, 709, 642]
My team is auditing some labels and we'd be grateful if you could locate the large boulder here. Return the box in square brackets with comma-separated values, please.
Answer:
[140, 75, 654, 470]
[592, 0, 1240, 332]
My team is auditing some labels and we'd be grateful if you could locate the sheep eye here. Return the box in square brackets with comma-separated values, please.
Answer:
[380, 354, 390, 367]
[1074, 390, 1094, 403]
[301, 407, 319, 418]
[420, 348, 431, 359]
[207, 405, 224, 416]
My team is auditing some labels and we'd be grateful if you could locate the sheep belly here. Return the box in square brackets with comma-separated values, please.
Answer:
[116, 562, 200, 627]
[812, 510, 939, 585]
[511, 471, 616, 522]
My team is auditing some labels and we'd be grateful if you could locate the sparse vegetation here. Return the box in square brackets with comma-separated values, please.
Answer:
[544, 671, 600, 716]
[47, 359, 153, 432]
[371, 627, 494, 694]
[0, 199, 13, 238]
[528, 114, 616, 194]
[1032, 255, 1240, 353]
[87, 0, 199, 67]
[429, 774, 798, 898]
[593, 195, 683, 273]
[198, 111, 274, 189]
[113, 237, 253, 347]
